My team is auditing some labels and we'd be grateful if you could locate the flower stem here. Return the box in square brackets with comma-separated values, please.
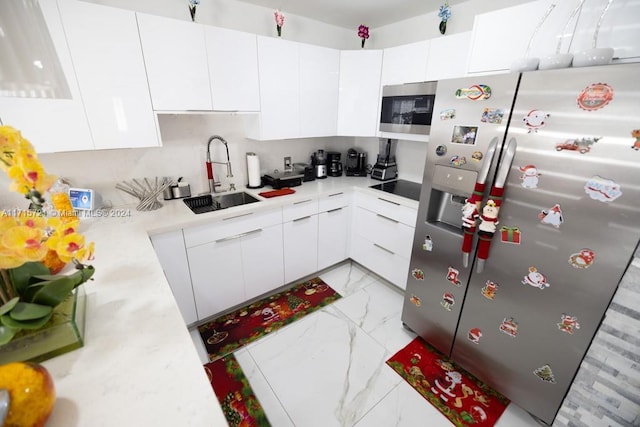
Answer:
[0, 269, 12, 304]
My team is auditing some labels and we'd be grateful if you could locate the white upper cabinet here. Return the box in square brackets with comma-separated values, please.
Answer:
[299, 43, 340, 137]
[569, 0, 640, 61]
[58, 0, 159, 149]
[206, 26, 260, 111]
[467, 1, 581, 73]
[137, 13, 212, 111]
[426, 32, 472, 81]
[253, 36, 300, 140]
[0, 0, 93, 153]
[381, 40, 430, 85]
[337, 50, 383, 137]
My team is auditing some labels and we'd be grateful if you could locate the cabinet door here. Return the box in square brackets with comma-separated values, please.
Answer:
[58, 0, 159, 149]
[350, 234, 409, 290]
[206, 27, 260, 111]
[0, 0, 93, 153]
[256, 36, 300, 140]
[188, 238, 244, 320]
[137, 13, 212, 111]
[426, 32, 472, 81]
[150, 231, 198, 325]
[468, 1, 580, 73]
[318, 206, 350, 271]
[381, 40, 430, 85]
[299, 43, 340, 137]
[337, 50, 383, 137]
[569, 0, 640, 61]
[242, 223, 284, 300]
[283, 215, 318, 284]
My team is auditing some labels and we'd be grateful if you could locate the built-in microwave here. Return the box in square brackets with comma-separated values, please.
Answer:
[379, 81, 437, 135]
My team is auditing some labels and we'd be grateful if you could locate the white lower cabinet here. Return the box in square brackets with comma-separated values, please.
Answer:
[150, 230, 198, 325]
[318, 192, 351, 271]
[242, 224, 284, 300]
[350, 193, 417, 290]
[282, 198, 319, 284]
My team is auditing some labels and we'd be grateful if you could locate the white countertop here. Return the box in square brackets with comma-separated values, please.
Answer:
[39, 176, 419, 426]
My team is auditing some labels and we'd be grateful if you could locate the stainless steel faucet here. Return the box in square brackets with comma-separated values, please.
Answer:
[206, 135, 234, 193]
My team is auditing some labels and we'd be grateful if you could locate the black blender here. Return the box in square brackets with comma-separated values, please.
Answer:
[371, 138, 398, 181]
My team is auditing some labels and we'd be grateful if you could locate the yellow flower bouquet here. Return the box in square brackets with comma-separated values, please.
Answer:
[0, 125, 95, 347]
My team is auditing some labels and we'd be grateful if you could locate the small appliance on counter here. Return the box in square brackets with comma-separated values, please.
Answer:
[371, 138, 399, 181]
[294, 162, 315, 182]
[327, 151, 343, 177]
[246, 152, 263, 189]
[311, 150, 328, 179]
[69, 187, 103, 210]
[345, 148, 368, 177]
[262, 171, 304, 189]
[162, 180, 191, 200]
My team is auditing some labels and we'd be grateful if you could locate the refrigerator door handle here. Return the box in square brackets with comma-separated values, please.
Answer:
[461, 137, 499, 267]
[476, 138, 517, 273]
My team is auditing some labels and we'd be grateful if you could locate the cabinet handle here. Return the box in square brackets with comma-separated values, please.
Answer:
[326, 207, 343, 213]
[293, 215, 312, 222]
[376, 213, 398, 223]
[215, 228, 262, 243]
[222, 212, 253, 221]
[373, 243, 395, 255]
[294, 199, 313, 205]
[378, 197, 400, 206]
[327, 192, 343, 197]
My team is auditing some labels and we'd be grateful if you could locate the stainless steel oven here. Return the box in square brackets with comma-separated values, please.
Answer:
[379, 81, 437, 135]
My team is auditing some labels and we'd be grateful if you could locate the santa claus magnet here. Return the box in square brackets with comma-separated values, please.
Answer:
[481, 280, 499, 300]
[468, 327, 482, 344]
[523, 109, 550, 133]
[522, 266, 550, 289]
[441, 292, 455, 311]
[558, 313, 580, 334]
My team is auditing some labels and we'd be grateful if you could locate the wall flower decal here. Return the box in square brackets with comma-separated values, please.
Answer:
[188, 0, 200, 22]
[274, 10, 285, 37]
[438, 1, 452, 35]
[358, 25, 370, 48]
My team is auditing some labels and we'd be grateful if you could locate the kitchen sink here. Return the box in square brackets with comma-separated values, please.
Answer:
[183, 192, 260, 214]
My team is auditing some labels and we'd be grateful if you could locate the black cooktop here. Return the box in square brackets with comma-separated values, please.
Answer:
[369, 179, 421, 202]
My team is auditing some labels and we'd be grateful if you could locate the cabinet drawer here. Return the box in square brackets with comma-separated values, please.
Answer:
[318, 191, 350, 212]
[353, 207, 414, 259]
[183, 208, 282, 248]
[282, 198, 318, 222]
[355, 193, 417, 226]
[350, 234, 409, 290]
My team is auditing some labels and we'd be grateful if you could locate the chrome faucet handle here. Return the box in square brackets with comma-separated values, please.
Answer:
[229, 183, 236, 191]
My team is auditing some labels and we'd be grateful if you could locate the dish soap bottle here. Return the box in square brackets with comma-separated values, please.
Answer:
[49, 178, 76, 223]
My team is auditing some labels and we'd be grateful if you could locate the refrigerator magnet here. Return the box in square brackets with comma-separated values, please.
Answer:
[555, 136, 600, 154]
[632, 129, 640, 150]
[440, 108, 456, 120]
[523, 109, 550, 133]
[449, 155, 467, 167]
[409, 294, 422, 307]
[412, 268, 425, 281]
[499, 317, 518, 337]
[422, 235, 434, 251]
[480, 108, 505, 124]
[533, 364, 556, 384]
[519, 164, 541, 188]
[481, 280, 499, 300]
[584, 175, 622, 202]
[500, 226, 521, 244]
[471, 151, 483, 161]
[446, 266, 462, 287]
[454, 84, 491, 100]
[538, 204, 563, 228]
[522, 266, 550, 289]
[440, 292, 455, 311]
[451, 125, 478, 145]
[577, 83, 614, 111]
[435, 145, 447, 156]
[468, 328, 482, 344]
[557, 314, 581, 334]
[568, 248, 595, 269]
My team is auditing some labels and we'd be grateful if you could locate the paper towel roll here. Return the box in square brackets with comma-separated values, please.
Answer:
[246, 152, 262, 188]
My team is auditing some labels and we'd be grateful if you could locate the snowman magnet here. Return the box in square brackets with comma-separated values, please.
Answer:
[422, 235, 434, 251]
[522, 266, 550, 289]
[519, 165, 541, 189]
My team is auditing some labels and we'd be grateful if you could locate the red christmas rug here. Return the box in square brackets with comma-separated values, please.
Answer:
[204, 354, 270, 427]
[386, 337, 510, 427]
[198, 277, 341, 361]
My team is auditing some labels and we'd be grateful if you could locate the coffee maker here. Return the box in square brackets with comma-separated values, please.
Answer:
[371, 138, 398, 181]
[327, 151, 343, 177]
[345, 148, 368, 176]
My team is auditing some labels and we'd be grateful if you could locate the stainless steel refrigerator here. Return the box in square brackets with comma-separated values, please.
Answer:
[401, 63, 640, 425]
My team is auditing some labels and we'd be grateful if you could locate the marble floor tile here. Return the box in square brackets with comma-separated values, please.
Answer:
[318, 261, 378, 297]
[246, 305, 402, 427]
[332, 278, 416, 354]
